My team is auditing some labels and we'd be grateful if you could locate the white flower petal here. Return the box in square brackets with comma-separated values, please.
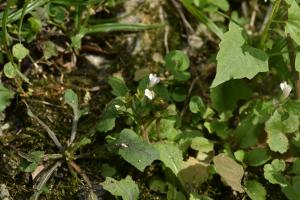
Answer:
[145, 89, 155, 100]
[149, 73, 160, 87]
[280, 81, 292, 98]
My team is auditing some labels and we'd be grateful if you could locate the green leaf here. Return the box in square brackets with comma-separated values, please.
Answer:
[244, 180, 266, 200]
[108, 76, 129, 97]
[29, 151, 44, 163]
[189, 96, 206, 114]
[263, 159, 288, 187]
[234, 150, 245, 163]
[189, 193, 213, 200]
[211, 22, 268, 87]
[190, 137, 214, 153]
[70, 33, 84, 51]
[207, 0, 229, 11]
[101, 176, 139, 200]
[154, 143, 183, 176]
[24, 162, 38, 173]
[12, 43, 29, 61]
[167, 183, 187, 200]
[28, 17, 42, 33]
[149, 177, 167, 194]
[64, 89, 79, 113]
[282, 176, 300, 200]
[268, 132, 289, 154]
[101, 164, 116, 177]
[265, 111, 289, 153]
[116, 129, 159, 172]
[211, 79, 252, 112]
[171, 87, 186, 102]
[285, 0, 300, 46]
[0, 83, 14, 112]
[213, 153, 244, 193]
[165, 50, 190, 72]
[97, 116, 116, 132]
[96, 99, 120, 132]
[291, 158, 300, 175]
[150, 118, 180, 141]
[283, 113, 299, 133]
[3, 62, 17, 79]
[42, 41, 58, 59]
[245, 148, 271, 167]
[234, 114, 263, 148]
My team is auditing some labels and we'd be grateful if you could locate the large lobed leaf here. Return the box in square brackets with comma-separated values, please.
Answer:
[116, 129, 160, 172]
[211, 22, 268, 87]
[154, 143, 183, 176]
[101, 176, 139, 200]
[265, 111, 299, 153]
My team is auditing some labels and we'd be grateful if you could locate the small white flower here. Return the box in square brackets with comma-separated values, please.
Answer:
[144, 89, 155, 100]
[280, 81, 292, 98]
[120, 143, 128, 148]
[149, 73, 160, 87]
[114, 105, 121, 110]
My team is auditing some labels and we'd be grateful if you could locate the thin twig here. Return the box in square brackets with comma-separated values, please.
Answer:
[170, 0, 194, 34]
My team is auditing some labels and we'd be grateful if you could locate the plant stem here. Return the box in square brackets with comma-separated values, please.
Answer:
[18, 0, 30, 42]
[259, 0, 282, 49]
[2, 0, 14, 63]
[69, 114, 79, 145]
[24, 102, 64, 151]
[286, 35, 300, 98]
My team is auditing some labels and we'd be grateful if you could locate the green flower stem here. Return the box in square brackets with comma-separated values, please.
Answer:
[259, 0, 282, 49]
[18, 0, 30, 42]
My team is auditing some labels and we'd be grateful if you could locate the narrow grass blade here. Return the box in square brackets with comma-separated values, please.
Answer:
[31, 161, 61, 200]
[81, 23, 163, 34]
[181, 0, 223, 39]
[0, 0, 50, 26]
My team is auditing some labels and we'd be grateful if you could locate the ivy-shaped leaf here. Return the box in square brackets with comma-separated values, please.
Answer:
[101, 176, 139, 200]
[265, 111, 290, 153]
[211, 22, 268, 87]
[12, 43, 29, 61]
[263, 159, 288, 187]
[116, 129, 159, 172]
[154, 143, 183, 176]
[3, 62, 17, 78]
[0, 83, 14, 112]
